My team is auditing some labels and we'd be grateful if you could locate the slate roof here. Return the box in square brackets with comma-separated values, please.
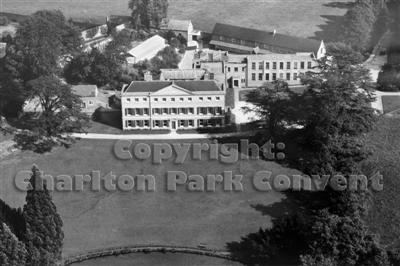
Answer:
[161, 19, 191, 32]
[123, 80, 221, 93]
[127, 35, 167, 58]
[160, 69, 206, 80]
[211, 23, 322, 54]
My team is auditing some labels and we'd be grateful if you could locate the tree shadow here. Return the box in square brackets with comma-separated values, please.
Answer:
[92, 109, 122, 129]
[251, 196, 300, 220]
[313, 15, 346, 43]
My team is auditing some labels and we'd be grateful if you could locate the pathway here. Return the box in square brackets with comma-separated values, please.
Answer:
[70, 130, 261, 140]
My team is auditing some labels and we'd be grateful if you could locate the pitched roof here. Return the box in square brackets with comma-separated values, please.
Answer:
[123, 80, 221, 93]
[127, 35, 167, 58]
[161, 19, 191, 32]
[211, 23, 322, 54]
[72, 85, 98, 97]
[160, 69, 206, 80]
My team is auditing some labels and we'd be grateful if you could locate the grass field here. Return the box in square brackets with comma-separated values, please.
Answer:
[0, 138, 300, 259]
[381, 95, 400, 114]
[364, 117, 400, 249]
[2, 0, 352, 38]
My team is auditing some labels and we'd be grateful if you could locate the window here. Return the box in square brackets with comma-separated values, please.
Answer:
[279, 73, 284, 79]
[155, 120, 161, 127]
[266, 73, 270, 81]
[153, 108, 160, 115]
[307, 61, 312, 69]
[170, 108, 177, 114]
[287, 62, 291, 69]
[188, 108, 194, 114]
[188, 120, 194, 127]
[273, 62, 277, 70]
[135, 98, 139, 102]
[266, 62, 270, 69]
[252, 62, 256, 70]
[258, 73, 263, 81]
[294, 73, 298, 80]
[242, 67, 245, 71]
[162, 98, 167, 102]
[143, 108, 149, 115]
[252, 73, 256, 81]
[294, 62, 298, 69]
[153, 98, 158, 102]
[144, 120, 149, 127]
[207, 97, 212, 101]
[179, 120, 185, 127]
[126, 98, 131, 102]
[259, 62, 263, 70]
[188, 97, 192, 101]
[272, 73, 277, 80]
[216, 96, 221, 101]
[199, 97, 204, 101]
[179, 98, 184, 102]
[162, 108, 168, 114]
[279, 62, 284, 70]
[227, 67, 231, 72]
[286, 73, 291, 80]
[171, 98, 175, 102]
[143, 98, 147, 101]
[300, 62, 305, 69]
[234, 67, 238, 72]
[163, 120, 168, 127]
[88, 101, 93, 105]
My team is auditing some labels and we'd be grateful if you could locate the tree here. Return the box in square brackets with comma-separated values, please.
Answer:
[0, 223, 27, 266]
[0, 10, 82, 117]
[23, 165, 64, 266]
[128, 0, 168, 30]
[64, 48, 122, 86]
[14, 76, 89, 153]
[326, 42, 364, 67]
[244, 80, 299, 139]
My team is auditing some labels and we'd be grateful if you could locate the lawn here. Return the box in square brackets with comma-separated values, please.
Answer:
[0, 138, 301, 258]
[364, 116, 400, 249]
[2, 0, 352, 38]
[381, 95, 400, 114]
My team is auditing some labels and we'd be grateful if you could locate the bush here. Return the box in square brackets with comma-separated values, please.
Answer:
[377, 64, 400, 92]
[0, 16, 9, 26]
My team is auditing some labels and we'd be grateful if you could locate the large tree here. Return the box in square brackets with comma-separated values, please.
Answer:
[14, 76, 88, 153]
[129, 0, 168, 30]
[23, 165, 64, 266]
[0, 10, 82, 117]
[0, 223, 27, 266]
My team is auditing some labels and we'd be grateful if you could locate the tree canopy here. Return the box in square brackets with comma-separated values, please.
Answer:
[128, 0, 168, 30]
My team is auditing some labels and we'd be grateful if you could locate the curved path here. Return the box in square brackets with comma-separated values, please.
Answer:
[61, 245, 239, 265]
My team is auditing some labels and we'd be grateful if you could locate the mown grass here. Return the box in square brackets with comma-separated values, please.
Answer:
[381, 96, 400, 114]
[2, 0, 352, 38]
[0, 138, 300, 257]
[364, 116, 400, 249]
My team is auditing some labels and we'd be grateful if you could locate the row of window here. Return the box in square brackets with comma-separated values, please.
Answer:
[227, 66, 246, 72]
[251, 72, 305, 82]
[125, 119, 224, 129]
[125, 96, 221, 103]
[125, 107, 224, 116]
[251, 61, 313, 71]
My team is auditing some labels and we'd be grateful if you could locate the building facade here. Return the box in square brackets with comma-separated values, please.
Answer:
[121, 81, 225, 130]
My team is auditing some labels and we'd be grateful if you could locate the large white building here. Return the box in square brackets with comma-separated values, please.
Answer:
[121, 80, 225, 130]
[126, 35, 167, 65]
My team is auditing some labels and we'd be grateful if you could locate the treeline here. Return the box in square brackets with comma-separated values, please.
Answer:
[0, 166, 64, 266]
[341, 0, 389, 52]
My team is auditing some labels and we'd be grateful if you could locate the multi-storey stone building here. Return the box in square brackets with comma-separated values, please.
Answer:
[121, 80, 225, 130]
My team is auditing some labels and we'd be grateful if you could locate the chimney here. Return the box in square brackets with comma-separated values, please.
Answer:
[144, 71, 153, 81]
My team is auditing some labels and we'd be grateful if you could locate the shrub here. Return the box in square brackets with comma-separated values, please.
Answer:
[0, 16, 9, 26]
